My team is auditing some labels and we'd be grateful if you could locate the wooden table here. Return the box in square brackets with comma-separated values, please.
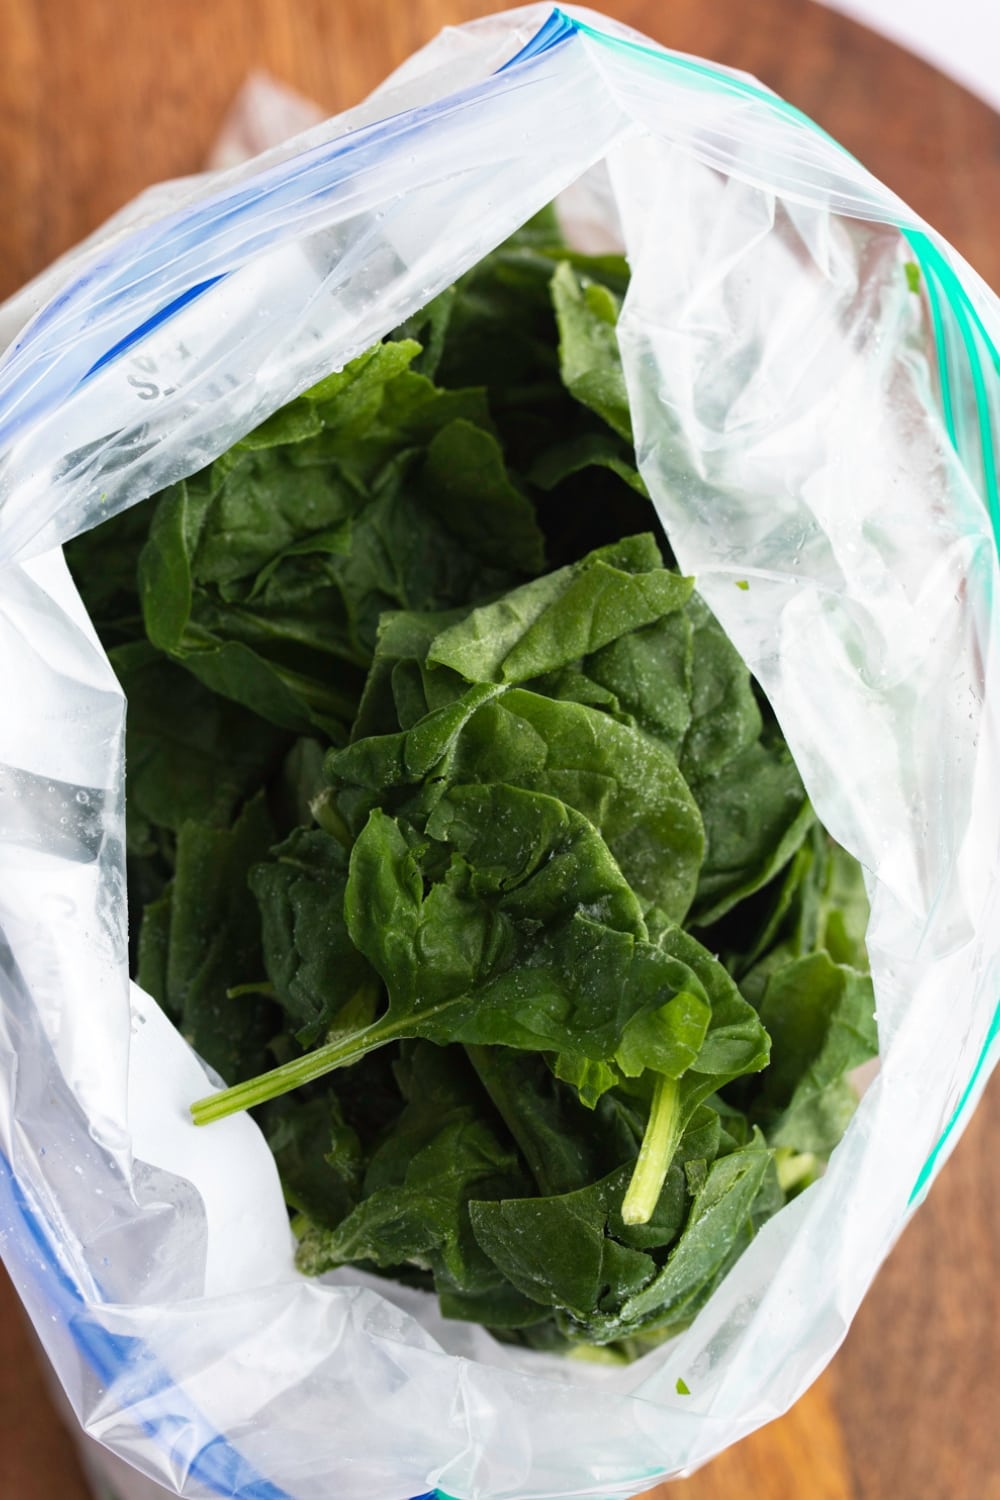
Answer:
[0, 3, 998, 1498]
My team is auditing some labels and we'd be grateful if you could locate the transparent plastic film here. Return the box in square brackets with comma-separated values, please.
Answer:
[0, 8, 997, 1500]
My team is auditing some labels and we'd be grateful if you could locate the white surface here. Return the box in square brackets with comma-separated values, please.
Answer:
[817, 0, 1000, 113]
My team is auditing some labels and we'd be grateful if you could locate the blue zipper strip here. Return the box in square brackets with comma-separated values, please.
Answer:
[84, 275, 226, 380]
[497, 8, 576, 69]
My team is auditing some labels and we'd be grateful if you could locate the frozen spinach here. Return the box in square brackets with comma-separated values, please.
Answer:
[65, 207, 875, 1355]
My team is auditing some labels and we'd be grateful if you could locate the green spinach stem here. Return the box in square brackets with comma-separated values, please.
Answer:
[225, 981, 276, 1000]
[191, 994, 466, 1125]
[190, 1023, 395, 1125]
[621, 1074, 681, 1225]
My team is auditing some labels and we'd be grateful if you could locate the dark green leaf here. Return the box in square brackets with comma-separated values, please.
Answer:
[617, 1135, 772, 1333]
[529, 431, 647, 497]
[112, 641, 290, 833]
[296, 1043, 526, 1294]
[465, 1045, 641, 1198]
[550, 260, 632, 441]
[136, 887, 171, 1007]
[335, 682, 706, 921]
[469, 1168, 655, 1323]
[427, 534, 689, 686]
[419, 419, 545, 575]
[161, 794, 279, 1083]
[250, 827, 378, 1045]
[263, 1092, 364, 1228]
[754, 951, 877, 1153]
[690, 741, 814, 926]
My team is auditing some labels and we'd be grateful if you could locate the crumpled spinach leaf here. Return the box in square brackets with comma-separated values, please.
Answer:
[137, 340, 544, 743]
[249, 827, 378, 1046]
[426, 532, 686, 686]
[263, 1091, 365, 1230]
[612, 1133, 773, 1336]
[752, 951, 877, 1154]
[468, 1128, 773, 1345]
[109, 640, 290, 841]
[550, 259, 633, 443]
[297, 1043, 528, 1300]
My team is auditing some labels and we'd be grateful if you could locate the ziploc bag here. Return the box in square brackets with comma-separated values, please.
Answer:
[1, 6, 999, 1498]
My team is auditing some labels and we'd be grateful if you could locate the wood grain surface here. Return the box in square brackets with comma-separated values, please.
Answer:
[0, 3, 997, 1499]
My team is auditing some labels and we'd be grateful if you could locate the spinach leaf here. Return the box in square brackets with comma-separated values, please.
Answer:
[297, 1043, 527, 1298]
[752, 951, 877, 1154]
[550, 260, 632, 442]
[466, 1121, 773, 1345]
[528, 431, 647, 498]
[110, 640, 290, 836]
[331, 684, 705, 923]
[263, 1092, 365, 1229]
[194, 783, 763, 1127]
[426, 533, 686, 685]
[615, 1134, 773, 1336]
[137, 344, 544, 743]
[469, 1167, 656, 1328]
[249, 827, 379, 1046]
[64, 496, 154, 647]
[464, 1045, 642, 1198]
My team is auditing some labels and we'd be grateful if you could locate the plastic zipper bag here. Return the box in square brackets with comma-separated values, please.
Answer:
[1, 7, 998, 1498]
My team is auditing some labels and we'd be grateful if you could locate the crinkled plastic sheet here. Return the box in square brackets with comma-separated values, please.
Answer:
[1, 7, 999, 1499]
